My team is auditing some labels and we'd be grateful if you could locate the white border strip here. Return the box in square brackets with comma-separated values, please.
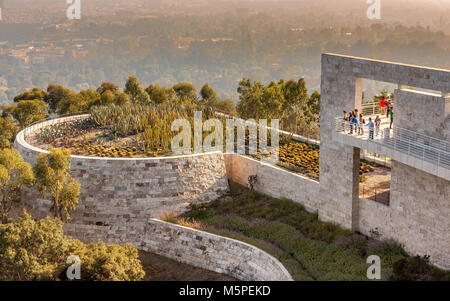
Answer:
[14, 114, 223, 161]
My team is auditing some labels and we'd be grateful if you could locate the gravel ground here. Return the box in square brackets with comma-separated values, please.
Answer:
[139, 251, 237, 281]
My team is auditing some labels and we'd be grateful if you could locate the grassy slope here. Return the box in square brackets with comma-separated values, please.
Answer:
[169, 183, 450, 281]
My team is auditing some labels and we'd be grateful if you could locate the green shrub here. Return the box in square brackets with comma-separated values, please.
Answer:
[0, 116, 19, 149]
[391, 256, 450, 281]
[33, 149, 80, 221]
[12, 99, 47, 128]
[0, 212, 145, 281]
[0, 148, 35, 223]
[179, 183, 450, 281]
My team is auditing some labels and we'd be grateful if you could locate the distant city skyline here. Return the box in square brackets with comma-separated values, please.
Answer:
[0, 0, 449, 105]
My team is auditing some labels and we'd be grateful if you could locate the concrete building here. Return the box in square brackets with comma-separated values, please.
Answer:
[319, 53, 450, 269]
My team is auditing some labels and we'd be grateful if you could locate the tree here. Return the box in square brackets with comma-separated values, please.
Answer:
[213, 99, 237, 116]
[0, 149, 35, 223]
[281, 79, 308, 114]
[0, 116, 19, 149]
[12, 99, 47, 128]
[33, 149, 80, 221]
[294, 91, 321, 139]
[200, 83, 217, 102]
[14, 87, 47, 103]
[56, 92, 83, 115]
[279, 78, 309, 133]
[173, 82, 197, 104]
[79, 89, 101, 107]
[145, 84, 177, 105]
[97, 82, 119, 95]
[114, 92, 130, 106]
[124, 76, 151, 105]
[237, 78, 283, 120]
[306, 90, 321, 117]
[46, 84, 73, 112]
[57, 89, 101, 115]
[99, 90, 116, 106]
[237, 78, 265, 120]
[0, 212, 145, 281]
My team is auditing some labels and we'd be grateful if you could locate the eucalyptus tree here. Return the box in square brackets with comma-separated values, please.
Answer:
[33, 149, 80, 221]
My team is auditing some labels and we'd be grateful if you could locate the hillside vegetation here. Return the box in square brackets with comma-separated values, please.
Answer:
[164, 183, 450, 281]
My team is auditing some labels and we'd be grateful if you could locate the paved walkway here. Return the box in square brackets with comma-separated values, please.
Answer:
[359, 165, 391, 206]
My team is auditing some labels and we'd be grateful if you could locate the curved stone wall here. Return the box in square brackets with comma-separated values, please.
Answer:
[143, 219, 293, 281]
[14, 115, 296, 280]
[63, 219, 293, 281]
[14, 115, 229, 243]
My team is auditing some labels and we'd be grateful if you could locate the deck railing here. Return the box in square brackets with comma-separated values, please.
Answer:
[334, 117, 450, 170]
[361, 101, 395, 116]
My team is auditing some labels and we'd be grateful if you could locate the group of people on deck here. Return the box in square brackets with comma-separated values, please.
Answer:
[343, 109, 377, 139]
[343, 95, 395, 140]
[379, 96, 394, 129]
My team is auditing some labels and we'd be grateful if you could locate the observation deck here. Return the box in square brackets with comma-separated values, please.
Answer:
[332, 116, 450, 180]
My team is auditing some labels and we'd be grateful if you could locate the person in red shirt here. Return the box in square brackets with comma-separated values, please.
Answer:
[379, 97, 386, 115]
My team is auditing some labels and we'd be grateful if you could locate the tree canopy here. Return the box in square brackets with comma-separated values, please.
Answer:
[173, 82, 197, 104]
[124, 76, 151, 105]
[14, 87, 48, 103]
[46, 84, 73, 113]
[97, 82, 120, 95]
[0, 116, 19, 149]
[12, 99, 47, 128]
[0, 149, 35, 223]
[0, 212, 145, 281]
[200, 83, 218, 102]
[237, 77, 319, 138]
[57, 89, 101, 115]
[33, 149, 80, 221]
[145, 84, 177, 105]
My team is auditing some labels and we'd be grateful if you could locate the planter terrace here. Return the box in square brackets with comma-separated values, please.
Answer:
[14, 114, 229, 240]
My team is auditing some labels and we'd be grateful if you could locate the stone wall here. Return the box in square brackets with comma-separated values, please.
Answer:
[64, 219, 292, 281]
[14, 116, 229, 235]
[358, 161, 450, 269]
[224, 154, 320, 212]
[374, 88, 450, 269]
[62, 220, 293, 281]
[395, 89, 449, 139]
[320, 53, 450, 269]
[142, 219, 293, 281]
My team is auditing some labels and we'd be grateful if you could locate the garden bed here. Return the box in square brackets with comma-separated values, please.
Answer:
[163, 183, 450, 281]
[249, 140, 377, 181]
[25, 117, 176, 158]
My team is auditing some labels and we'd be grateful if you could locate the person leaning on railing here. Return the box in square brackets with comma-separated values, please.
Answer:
[359, 113, 365, 135]
[389, 106, 394, 129]
[368, 117, 375, 140]
[353, 112, 360, 135]
[375, 115, 381, 137]
[380, 97, 386, 115]
[349, 111, 354, 134]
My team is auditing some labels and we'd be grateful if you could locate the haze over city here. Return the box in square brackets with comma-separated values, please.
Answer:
[0, 0, 449, 104]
